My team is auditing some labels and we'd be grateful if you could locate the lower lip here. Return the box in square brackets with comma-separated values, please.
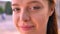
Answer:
[20, 26, 35, 31]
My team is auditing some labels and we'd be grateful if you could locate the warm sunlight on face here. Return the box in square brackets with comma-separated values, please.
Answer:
[11, 0, 50, 34]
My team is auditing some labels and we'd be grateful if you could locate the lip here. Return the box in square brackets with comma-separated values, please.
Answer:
[20, 25, 35, 31]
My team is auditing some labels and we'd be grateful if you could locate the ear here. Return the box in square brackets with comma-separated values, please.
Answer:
[49, 7, 55, 17]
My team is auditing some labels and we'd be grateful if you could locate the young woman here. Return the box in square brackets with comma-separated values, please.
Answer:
[11, 0, 58, 34]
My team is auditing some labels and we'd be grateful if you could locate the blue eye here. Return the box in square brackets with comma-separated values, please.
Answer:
[12, 8, 20, 11]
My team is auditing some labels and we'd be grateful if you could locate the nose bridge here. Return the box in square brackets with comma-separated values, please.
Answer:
[20, 8, 30, 22]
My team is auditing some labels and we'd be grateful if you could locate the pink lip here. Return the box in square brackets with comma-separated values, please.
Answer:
[20, 26, 35, 31]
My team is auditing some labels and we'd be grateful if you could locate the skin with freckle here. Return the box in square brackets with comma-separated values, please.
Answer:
[11, 0, 58, 34]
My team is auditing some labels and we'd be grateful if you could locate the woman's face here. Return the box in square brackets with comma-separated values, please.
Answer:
[11, 0, 52, 34]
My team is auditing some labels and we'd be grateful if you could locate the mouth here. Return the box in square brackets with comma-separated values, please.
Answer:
[20, 25, 35, 31]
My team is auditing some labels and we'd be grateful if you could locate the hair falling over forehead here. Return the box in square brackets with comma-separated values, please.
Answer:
[47, 0, 58, 34]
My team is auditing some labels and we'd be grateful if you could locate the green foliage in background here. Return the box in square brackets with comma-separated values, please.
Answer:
[0, 6, 4, 14]
[5, 1, 12, 15]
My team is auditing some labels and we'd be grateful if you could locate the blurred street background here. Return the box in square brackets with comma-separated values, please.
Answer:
[0, 0, 60, 34]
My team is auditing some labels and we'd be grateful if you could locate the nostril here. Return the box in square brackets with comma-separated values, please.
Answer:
[24, 20, 28, 22]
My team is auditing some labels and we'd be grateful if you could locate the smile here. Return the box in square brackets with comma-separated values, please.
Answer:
[20, 25, 35, 31]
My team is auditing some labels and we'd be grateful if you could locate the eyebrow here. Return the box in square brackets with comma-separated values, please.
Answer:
[11, 1, 41, 6]
[27, 1, 41, 4]
[11, 4, 19, 6]
[27, 1, 43, 6]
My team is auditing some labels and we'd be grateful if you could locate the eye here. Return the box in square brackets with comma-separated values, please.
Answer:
[31, 6, 41, 10]
[33, 6, 41, 10]
[12, 8, 20, 12]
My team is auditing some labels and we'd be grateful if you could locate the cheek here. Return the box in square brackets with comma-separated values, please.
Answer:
[13, 13, 20, 27]
[31, 13, 49, 30]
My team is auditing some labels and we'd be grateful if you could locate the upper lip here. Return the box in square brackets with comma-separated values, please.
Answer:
[20, 25, 35, 28]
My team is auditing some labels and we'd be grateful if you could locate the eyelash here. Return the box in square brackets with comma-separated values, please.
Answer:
[12, 8, 20, 12]
[12, 6, 41, 12]
[31, 6, 41, 10]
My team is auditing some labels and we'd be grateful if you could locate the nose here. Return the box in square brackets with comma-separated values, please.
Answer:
[20, 9, 30, 22]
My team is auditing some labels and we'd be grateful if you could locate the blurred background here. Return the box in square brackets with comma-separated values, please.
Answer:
[0, 0, 60, 34]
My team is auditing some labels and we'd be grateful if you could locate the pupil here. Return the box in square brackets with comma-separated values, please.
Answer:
[16, 8, 20, 10]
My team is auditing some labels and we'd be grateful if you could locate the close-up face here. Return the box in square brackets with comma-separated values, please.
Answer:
[11, 0, 52, 34]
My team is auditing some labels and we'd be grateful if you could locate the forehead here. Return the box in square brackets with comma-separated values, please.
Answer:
[11, 0, 47, 4]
